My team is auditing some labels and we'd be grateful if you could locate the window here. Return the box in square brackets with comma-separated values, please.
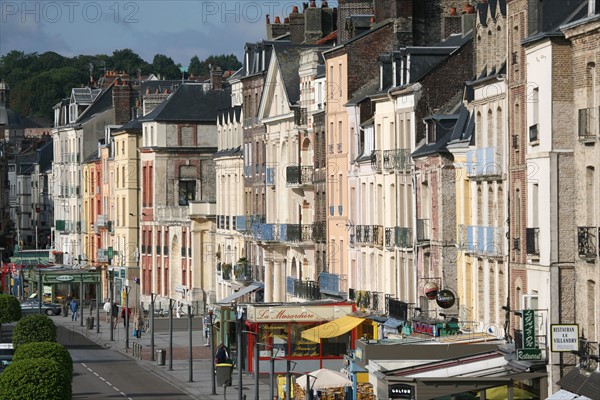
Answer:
[179, 181, 196, 206]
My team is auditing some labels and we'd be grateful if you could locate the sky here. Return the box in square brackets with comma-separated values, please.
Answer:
[0, 0, 332, 66]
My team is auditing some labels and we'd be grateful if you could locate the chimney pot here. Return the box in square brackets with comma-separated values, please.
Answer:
[292, 5, 299, 13]
[266, 14, 270, 23]
[310, 0, 316, 7]
[284, 17, 290, 23]
[322, 1, 328, 7]
[274, 16, 281, 23]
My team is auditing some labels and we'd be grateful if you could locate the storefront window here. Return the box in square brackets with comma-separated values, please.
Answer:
[322, 334, 349, 357]
[259, 324, 289, 357]
[290, 324, 320, 357]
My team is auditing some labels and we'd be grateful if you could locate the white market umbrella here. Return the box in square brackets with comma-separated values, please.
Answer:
[295, 368, 352, 390]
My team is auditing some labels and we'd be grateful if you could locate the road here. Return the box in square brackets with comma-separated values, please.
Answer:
[57, 326, 194, 400]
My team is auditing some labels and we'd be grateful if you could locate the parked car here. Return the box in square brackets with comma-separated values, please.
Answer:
[20, 300, 62, 316]
[0, 344, 14, 375]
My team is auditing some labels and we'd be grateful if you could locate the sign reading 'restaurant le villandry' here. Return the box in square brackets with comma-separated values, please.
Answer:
[551, 324, 579, 352]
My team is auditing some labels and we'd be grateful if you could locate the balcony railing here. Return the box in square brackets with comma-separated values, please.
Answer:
[370, 150, 383, 173]
[294, 107, 308, 126]
[385, 227, 393, 248]
[383, 149, 411, 172]
[286, 165, 314, 185]
[395, 227, 412, 248]
[234, 263, 253, 281]
[578, 107, 599, 139]
[466, 147, 502, 178]
[260, 223, 278, 241]
[319, 272, 347, 296]
[279, 224, 313, 243]
[287, 277, 321, 300]
[526, 227, 540, 255]
[465, 225, 503, 256]
[328, 144, 334, 154]
[372, 225, 383, 246]
[416, 219, 430, 242]
[577, 227, 598, 259]
[243, 165, 253, 178]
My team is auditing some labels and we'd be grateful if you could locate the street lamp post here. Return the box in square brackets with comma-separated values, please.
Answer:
[125, 285, 130, 350]
[188, 303, 193, 382]
[168, 298, 174, 371]
[79, 274, 84, 328]
[109, 271, 114, 341]
[150, 293, 156, 361]
[209, 310, 217, 395]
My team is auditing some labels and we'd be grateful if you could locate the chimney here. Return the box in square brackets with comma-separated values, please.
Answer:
[112, 73, 132, 125]
[210, 66, 223, 91]
[289, 6, 306, 44]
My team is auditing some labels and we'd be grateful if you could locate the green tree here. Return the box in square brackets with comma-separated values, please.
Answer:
[110, 48, 150, 75]
[13, 342, 73, 380]
[188, 55, 202, 76]
[0, 358, 71, 400]
[197, 54, 242, 76]
[12, 315, 57, 349]
[151, 54, 181, 79]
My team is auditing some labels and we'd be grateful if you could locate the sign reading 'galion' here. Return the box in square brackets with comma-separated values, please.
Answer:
[551, 324, 579, 352]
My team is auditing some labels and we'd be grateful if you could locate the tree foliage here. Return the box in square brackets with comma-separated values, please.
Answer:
[12, 315, 57, 349]
[13, 342, 73, 379]
[0, 358, 71, 400]
[0, 50, 241, 121]
[0, 294, 21, 324]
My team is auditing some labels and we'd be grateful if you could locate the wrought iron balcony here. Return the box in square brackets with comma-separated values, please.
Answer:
[260, 223, 278, 241]
[319, 272, 347, 296]
[294, 107, 307, 126]
[279, 224, 314, 243]
[286, 165, 314, 186]
[370, 150, 383, 173]
[337, 143, 342, 153]
[234, 263, 253, 281]
[385, 227, 393, 248]
[416, 219, 430, 242]
[526, 227, 540, 256]
[578, 227, 598, 259]
[383, 149, 411, 172]
[356, 225, 363, 243]
[287, 277, 321, 300]
[395, 227, 412, 248]
[578, 107, 599, 139]
[328, 144, 334, 154]
[372, 225, 383, 246]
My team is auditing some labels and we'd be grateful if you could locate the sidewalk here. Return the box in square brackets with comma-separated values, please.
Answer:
[53, 312, 277, 400]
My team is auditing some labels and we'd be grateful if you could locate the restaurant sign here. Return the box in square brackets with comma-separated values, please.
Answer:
[247, 304, 353, 322]
[517, 348, 542, 361]
[550, 324, 579, 352]
[522, 309, 536, 349]
[55, 275, 74, 282]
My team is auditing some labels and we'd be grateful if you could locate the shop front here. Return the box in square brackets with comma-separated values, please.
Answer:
[244, 301, 356, 374]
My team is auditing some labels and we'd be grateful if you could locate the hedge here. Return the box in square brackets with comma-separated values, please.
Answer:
[13, 341, 73, 379]
[12, 314, 57, 349]
[0, 294, 22, 324]
[0, 358, 71, 400]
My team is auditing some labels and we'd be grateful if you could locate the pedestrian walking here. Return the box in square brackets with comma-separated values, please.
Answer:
[70, 300, 79, 321]
[121, 306, 131, 328]
[111, 302, 119, 328]
[103, 299, 111, 323]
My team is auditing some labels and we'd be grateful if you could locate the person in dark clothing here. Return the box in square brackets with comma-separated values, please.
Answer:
[111, 303, 119, 328]
[215, 343, 229, 364]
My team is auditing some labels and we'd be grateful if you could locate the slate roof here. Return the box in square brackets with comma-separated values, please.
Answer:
[217, 106, 242, 126]
[119, 118, 142, 132]
[76, 85, 114, 124]
[71, 87, 102, 103]
[215, 145, 242, 157]
[37, 139, 54, 173]
[477, 0, 507, 25]
[411, 114, 461, 159]
[524, 0, 588, 43]
[140, 83, 231, 123]
[0, 107, 26, 128]
[346, 77, 379, 106]
[448, 105, 475, 146]
[272, 43, 304, 105]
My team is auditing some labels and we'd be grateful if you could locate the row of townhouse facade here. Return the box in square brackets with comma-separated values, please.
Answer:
[212, 0, 600, 395]
[44, 0, 599, 395]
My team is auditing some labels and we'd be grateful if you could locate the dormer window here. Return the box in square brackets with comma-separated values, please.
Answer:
[426, 120, 436, 144]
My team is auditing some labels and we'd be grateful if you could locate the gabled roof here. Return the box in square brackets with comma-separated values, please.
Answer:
[411, 114, 460, 159]
[140, 83, 231, 123]
[448, 106, 475, 146]
[477, 0, 507, 26]
[217, 106, 242, 126]
[37, 139, 54, 173]
[346, 77, 379, 106]
[118, 118, 142, 132]
[524, 0, 588, 44]
[71, 87, 102, 104]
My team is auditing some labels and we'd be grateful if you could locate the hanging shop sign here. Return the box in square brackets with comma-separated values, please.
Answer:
[389, 383, 415, 399]
[55, 275, 75, 282]
[246, 304, 354, 323]
[435, 290, 456, 309]
[424, 281, 439, 300]
[550, 324, 579, 352]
